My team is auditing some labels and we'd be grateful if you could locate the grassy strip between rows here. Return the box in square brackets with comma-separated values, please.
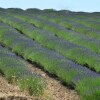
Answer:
[77, 15, 100, 21]
[0, 11, 100, 72]
[28, 9, 100, 39]
[69, 16, 100, 23]
[0, 45, 46, 96]
[5, 10, 100, 54]
[33, 10, 100, 39]
[67, 16, 100, 31]
[0, 22, 100, 100]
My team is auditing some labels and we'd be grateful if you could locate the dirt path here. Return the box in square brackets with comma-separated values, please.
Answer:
[0, 75, 42, 100]
[0, 63, 81, 100]
[28, 63, 81, 100]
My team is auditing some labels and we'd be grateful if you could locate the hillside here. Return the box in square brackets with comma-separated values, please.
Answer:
[0, 8, 100, 100]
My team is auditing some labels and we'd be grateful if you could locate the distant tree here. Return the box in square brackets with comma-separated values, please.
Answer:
[26, 8, 41, 13]
[43, 9, 56, 12]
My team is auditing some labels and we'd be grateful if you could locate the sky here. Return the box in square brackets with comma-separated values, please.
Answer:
[0, 0, 100, 12]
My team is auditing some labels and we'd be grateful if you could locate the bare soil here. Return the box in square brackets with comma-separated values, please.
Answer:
[0, 75, 40, 100]
[0, 63, 81, 100]
[28, 63, 81, 100]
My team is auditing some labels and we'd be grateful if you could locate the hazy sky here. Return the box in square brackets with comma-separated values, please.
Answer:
[0, 0, 100, 12]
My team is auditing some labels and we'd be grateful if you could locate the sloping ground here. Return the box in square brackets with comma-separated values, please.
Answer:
[0, 62, 80, 100]
[0, 8, 100, 100]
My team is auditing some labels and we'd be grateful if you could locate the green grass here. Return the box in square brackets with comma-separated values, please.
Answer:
[0, 12, 100, 73]
[0, 23, 99, 100]
[18, 75, 46, 96]
[24, 12, 100, 39]
[0, 9, 100, 100]
[0, 46, 46, 96]
[76, 78, 100, 100]
[6, 11, 100, 54]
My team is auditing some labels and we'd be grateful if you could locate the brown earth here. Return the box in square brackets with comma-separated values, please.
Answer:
[0, 63, 81, 100]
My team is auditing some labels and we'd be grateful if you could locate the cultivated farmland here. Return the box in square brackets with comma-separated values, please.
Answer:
[0, 8, 100, 100]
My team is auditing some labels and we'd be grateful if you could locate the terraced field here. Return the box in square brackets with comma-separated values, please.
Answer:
[0, 8, 100, 100]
